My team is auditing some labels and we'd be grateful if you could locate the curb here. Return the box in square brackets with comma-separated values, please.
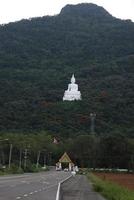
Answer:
[56, 175, 72, 200]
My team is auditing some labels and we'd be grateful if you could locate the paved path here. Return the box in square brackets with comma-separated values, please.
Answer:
[0, 170, 70, 200]
[61, 175, 106, 200]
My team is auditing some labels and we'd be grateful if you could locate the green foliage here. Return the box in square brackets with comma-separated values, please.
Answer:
[0, 133, 134, 172]
[0, 3, 134, 136]
[23, 163, 40, 173]
[4, 164, 24, 174]
[88, 173, 134, 200]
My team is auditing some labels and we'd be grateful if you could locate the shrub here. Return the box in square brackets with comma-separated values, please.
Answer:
[5, 164, 24, 174]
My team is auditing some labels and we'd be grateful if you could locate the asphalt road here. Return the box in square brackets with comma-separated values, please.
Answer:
[61, 175, 106, 200]
[0, 170, 71, 200]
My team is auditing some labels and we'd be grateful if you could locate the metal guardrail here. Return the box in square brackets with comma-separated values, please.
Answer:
[56, 175, 72, 200]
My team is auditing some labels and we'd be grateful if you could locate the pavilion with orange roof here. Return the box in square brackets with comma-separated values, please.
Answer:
[56, 152, 74, 171]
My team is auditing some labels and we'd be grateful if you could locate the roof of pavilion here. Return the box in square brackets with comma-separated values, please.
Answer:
[59, 152, 74, 163]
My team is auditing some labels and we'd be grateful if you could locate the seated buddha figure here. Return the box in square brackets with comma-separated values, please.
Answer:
[63, 74, 81, 101]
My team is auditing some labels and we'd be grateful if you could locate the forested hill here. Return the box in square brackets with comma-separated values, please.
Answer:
[0, 3, 134, 137]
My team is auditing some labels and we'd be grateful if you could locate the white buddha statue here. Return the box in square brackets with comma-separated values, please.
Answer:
[63, 74, 82, 101]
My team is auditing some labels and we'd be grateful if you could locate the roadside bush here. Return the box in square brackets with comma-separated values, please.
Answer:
[5, 164, 24, 174]
[23, 162, 44, 173]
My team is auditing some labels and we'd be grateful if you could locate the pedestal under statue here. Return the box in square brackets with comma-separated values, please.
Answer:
[63, 74, 81, 101]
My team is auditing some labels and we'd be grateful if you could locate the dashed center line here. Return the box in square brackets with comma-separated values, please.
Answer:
[29, 192, 33, 195]
[15, 182, 59, 199]
[16, 197, 21, 199]
[24, 194, 28, 197]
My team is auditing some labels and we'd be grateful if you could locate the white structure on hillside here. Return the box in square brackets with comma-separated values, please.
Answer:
[63, 74, 81, 101]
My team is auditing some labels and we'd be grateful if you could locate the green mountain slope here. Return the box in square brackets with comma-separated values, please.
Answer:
[0, 3, 134, 137]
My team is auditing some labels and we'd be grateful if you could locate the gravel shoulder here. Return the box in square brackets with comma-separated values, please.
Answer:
[61, 175, 106, 200]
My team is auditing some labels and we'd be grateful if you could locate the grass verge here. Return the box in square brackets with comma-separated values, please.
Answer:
[87, 173, 134, 200]
[0, 164, 49, 176]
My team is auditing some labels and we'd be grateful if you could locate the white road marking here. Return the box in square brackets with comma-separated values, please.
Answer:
[0, 175, 29, 181]
[16, 184, 57, 200]
[29, 192, 33, 195]
[21, 181, 26, 183]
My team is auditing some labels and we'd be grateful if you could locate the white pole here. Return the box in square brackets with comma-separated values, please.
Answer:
[8, 144, 13, 169]
[36, 151, 41, 168]
[24, 149, 28, 169]
[19, 149, 22, 169]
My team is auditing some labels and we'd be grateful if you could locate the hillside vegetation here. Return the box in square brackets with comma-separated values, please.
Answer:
[0, 3, 134, 137]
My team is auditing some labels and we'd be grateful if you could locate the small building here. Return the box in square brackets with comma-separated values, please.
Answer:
[56, 152, 74, 171]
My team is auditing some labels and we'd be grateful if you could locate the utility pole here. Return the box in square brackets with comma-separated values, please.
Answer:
[1, 149, 5, 165]
[36, 151, 41, 168]
[24, 148, 28, 169]
[49, 152, 52, 166]
[43, 150, 46, 167]
[19, 149, 22, 169]
[90, 113, 96, 134]
[0, 139, 8, 166]
[131, 155, 134, 172]
[8, 143, 13, 169]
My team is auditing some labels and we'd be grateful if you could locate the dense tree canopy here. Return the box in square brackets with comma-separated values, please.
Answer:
[0, 3, 133, 137]
[0, 133, 134, 171]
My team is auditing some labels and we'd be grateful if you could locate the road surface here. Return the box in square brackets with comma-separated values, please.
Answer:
[0, 170, 70, 200]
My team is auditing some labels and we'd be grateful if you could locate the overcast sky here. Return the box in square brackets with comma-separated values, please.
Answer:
[0, 0, 134, 24]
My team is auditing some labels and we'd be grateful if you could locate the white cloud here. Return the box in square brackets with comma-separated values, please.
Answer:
[0, 0, 133, 24]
